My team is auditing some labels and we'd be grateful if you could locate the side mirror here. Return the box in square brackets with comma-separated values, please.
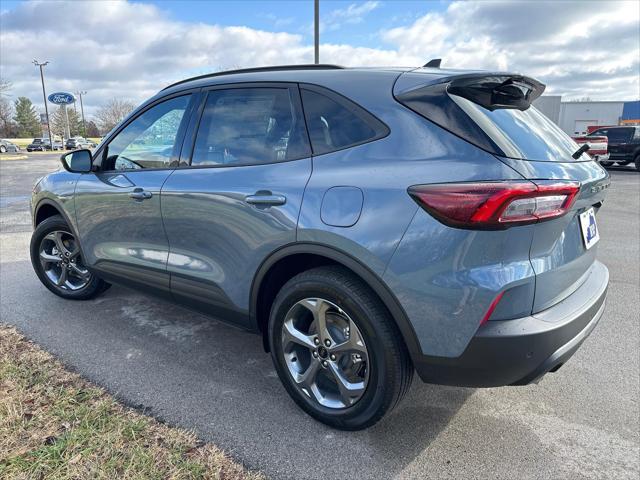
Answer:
[61, 149, 92, 173]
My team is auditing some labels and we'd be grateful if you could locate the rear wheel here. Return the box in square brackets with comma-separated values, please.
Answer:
[0, 145, 6, 153]
[268, 266, 413, 430]
[635, 155, 640, 172]
[30, 215, 110, 300]
[616, 161, 631, 166]
[599, 160, 614, 167]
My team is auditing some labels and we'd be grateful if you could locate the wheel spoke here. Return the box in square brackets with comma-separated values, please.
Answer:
[69, 263, 91, 281]
[329, 320, 367, 355]
[56, 267, 68, 287]
[39, 251, 60, 264]
[299, 298, 333, 343]
[327, 362, 365, 406]
[293, 359, 321, 391]
[282, 319, 316, 349]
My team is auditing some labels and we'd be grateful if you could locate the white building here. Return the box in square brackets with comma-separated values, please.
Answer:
[534, 97, 627, 135]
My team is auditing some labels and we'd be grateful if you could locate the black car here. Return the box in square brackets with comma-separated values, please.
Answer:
[26, 138, 63, 152]
[588, 126, 640, 171]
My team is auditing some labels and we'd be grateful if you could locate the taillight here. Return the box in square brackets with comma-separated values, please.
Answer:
[408, 181, 580, 229]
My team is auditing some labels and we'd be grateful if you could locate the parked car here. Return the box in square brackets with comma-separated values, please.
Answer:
[571, 134, 608, 163]
[29, 64, 610, 430]
[65, 137, 93, 150]
[0, 139, 20, 153]
[26, 138, 62, 151]
[588, 126, 640, 170]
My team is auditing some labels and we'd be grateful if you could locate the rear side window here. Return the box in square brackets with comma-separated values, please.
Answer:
[602, 128, 634, 143]
[191, 87, 310, 167]
[300, 86, 389, 155]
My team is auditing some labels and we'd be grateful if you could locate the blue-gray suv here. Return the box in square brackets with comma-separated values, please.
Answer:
[30, 65, 609, 430]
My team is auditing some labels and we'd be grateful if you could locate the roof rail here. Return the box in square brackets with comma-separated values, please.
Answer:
[161, 64, 345, 91]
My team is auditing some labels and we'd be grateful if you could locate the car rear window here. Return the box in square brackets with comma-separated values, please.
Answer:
[300, 86, 388, 156]
[450, 94, 583, 162]
[397, 81, 586, 162]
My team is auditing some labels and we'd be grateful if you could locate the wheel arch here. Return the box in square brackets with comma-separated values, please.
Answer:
[250, 243, 422, 362]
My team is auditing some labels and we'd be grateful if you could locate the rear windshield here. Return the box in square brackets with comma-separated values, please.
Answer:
[450, 94, 583, 162]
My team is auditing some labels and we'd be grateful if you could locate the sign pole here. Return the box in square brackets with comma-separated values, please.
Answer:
[63, 104, 71, 140]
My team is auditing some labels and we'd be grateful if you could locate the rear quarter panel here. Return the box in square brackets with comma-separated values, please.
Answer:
[297, 76, 529, 358]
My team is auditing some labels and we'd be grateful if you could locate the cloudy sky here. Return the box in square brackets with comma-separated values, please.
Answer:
[1, 0, 638, 117]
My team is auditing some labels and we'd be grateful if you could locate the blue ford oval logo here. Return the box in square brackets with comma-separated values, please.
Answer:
[48, 92, 75, 105]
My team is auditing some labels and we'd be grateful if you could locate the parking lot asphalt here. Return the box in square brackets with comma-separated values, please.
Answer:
[1, 152, 638, 479]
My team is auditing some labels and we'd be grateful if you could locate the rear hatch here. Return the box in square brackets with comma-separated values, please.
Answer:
[395, 69, 610, 313]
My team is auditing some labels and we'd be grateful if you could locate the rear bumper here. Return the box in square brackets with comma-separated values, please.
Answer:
[414, 261, 609, 387]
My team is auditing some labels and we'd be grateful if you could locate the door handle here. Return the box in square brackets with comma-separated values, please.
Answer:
[245, 192, 286, 206]
[129, 188, 153, 200]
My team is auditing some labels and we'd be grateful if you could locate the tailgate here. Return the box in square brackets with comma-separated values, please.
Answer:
[498, 156, 610, 311]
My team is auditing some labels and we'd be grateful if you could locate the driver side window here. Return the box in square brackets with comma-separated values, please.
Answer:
[104, 95, 191, 170]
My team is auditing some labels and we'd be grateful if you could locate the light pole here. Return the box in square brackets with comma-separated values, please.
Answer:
[33, 60, 53, 146]
[314, 0, 319, 64]
[75, 91, 87, 137]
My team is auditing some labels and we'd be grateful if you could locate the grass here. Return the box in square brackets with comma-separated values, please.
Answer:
[0, 154, 28, 161]
[0, 325, 264, 480]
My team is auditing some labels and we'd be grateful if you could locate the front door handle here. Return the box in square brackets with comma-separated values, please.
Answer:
[129, 188, 153, 201]
[245, 191, 286, 206]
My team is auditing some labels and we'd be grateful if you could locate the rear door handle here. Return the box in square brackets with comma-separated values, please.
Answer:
[129, 188, 153, 200]
[245, 192, 286, 206]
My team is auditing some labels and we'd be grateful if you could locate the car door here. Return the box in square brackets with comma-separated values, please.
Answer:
[74, 93, 196, 295]
[161, 84, 312, 327]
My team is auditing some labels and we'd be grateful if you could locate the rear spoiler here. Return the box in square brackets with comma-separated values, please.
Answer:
[447, 74, 545, 111]
[396, 71, 546, 111]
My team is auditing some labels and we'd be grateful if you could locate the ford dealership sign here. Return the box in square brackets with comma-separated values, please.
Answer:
[48, 92, 75, 105]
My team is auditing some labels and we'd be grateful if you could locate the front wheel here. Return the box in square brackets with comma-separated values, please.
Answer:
[30, 215, 110, 300]
[268, 266, 413, 430]
[0, 145, 6, 153]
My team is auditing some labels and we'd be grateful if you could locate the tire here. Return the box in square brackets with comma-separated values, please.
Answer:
[599, 161, 614, 167]
[30, 215, 110, 300]
[616, 161, 631, 166]
[635, 155, 640, 172]
[0, 145, 6, 153]
[268, 266, 413, 430]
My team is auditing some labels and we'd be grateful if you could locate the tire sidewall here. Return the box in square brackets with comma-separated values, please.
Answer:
[268, 273, 399, 429]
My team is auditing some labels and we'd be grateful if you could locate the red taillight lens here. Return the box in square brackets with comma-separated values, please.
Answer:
[408, 181, 580, 229]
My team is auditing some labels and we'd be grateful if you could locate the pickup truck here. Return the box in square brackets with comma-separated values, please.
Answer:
[572, 134, 608, 164]
[588, 126, 640, 171]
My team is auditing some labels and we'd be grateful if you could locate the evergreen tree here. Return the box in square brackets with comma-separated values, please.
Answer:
[13, 97, 41, 137]
[85, 120, 100, 138]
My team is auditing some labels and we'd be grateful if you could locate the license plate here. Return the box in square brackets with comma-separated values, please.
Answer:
[579, 207, 600, 249]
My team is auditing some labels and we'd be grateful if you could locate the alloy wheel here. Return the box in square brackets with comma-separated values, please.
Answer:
[281, 297, 370, 409]
[39, 230, 92, 291]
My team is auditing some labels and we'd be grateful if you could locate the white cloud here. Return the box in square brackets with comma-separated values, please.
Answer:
[324, 1, 380, 30]
[0, 0, 637, 121]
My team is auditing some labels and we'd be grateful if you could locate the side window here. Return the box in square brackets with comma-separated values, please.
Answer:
[191, 88, 310, 167]
[300, 86, 389, 155]
[104, 95, 191, 170]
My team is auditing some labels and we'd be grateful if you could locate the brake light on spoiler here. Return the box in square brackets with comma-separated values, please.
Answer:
[408, 181, 580, 230]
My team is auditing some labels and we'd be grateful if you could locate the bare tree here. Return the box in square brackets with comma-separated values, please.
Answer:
[95, 98, 136, 134]
[0, 78, 15, 137]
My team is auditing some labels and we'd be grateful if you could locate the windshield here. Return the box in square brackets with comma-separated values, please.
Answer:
[450, 94, 585, 162]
